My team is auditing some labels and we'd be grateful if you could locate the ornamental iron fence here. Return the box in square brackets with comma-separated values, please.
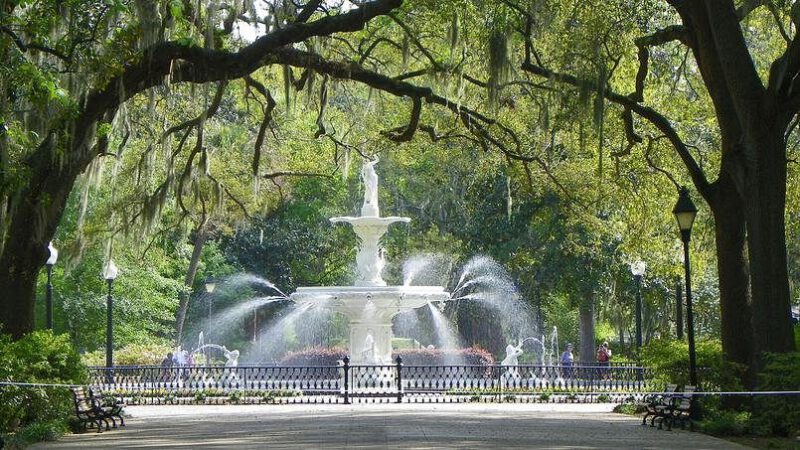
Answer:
[87, 358, 652, 405]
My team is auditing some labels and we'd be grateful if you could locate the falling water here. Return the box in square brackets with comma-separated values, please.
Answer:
[427, 303, 465, 365]
[403, 253, 452, 286]
[196, 296, 286, 346]
[450, 255, 537, 342]
[222, 273, 289, 298]
[245, 296, 337, 362]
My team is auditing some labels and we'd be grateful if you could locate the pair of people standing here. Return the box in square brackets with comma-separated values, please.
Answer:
[559, 342, 612, 378]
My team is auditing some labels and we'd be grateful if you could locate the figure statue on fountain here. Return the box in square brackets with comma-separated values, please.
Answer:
[222, 346, 240, 367]
[362, 330, 377, 364]
[501, 339, 524, 379]
[501, 339, 524, 367]
[361, 157, 380, 217]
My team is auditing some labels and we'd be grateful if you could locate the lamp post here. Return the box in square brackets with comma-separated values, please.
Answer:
[630, 260, 646, 348]
[204, 277, 216, 319]
[45, 242, 58, 330]
[673, 187, 698, 388]
[204, 277, 215, 365]
[103, 260, 119, 370]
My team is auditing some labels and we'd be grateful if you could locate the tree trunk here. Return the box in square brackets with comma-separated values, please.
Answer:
[578, 298, 594, 364]
[742, 133, 796, 354]
[708, 171, 755, 385]
[0, 137, 83, 338]
[175, 221, 210, 344]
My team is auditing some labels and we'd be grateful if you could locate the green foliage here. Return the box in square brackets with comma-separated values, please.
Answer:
[3, 420, 68, 449]
[698, 410, 752, 437]
[0, 330, 85, 440]
[81, 342, 173, 366]
[638, 338, 745, 391]
[751, 352, 800, 436]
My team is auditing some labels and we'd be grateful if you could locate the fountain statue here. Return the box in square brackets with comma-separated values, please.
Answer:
[223, 347, 240, 367]
[291, 158, 450, 365]
[501, 339, 524, 367]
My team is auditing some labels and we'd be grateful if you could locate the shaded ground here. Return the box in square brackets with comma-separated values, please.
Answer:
[31, 403, 747, 449]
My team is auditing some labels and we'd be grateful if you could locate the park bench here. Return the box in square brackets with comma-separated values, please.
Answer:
[71, 386, 112, 432]
[89, 388, 125, 428]
[640, 383, 677, 426]
[655, 385, 696, 431]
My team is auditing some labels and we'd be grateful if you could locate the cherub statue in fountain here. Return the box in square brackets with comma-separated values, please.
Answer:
[362, 330, 377, 364]
[501, 339, 525, 379]
[361, 156, 379, 216]
[222, 346, 240, 368]
[502, 338, 524, 366]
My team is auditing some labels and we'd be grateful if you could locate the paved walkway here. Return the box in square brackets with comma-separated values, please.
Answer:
[32, 403, 745, 449]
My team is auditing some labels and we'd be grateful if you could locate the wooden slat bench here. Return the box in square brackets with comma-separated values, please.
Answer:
[70, 387, 113, 432]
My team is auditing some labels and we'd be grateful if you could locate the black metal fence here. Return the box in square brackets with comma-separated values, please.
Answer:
[87, 358, 652, 405]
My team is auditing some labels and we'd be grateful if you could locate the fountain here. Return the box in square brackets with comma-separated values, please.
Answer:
[290, 158, 450, 365]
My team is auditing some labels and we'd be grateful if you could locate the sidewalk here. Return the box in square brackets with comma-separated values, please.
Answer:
[31, 403, 746, 449]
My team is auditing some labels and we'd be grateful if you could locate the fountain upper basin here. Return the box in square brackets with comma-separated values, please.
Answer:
[290, 285, 450, 321]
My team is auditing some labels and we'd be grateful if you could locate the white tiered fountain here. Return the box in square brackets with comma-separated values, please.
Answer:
[290, 158, 450, 365]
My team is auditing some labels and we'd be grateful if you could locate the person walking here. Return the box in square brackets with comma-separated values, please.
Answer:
[560, 343, 574, 378]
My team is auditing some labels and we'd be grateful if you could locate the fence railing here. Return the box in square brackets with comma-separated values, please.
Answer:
[87, 358, 653, 405]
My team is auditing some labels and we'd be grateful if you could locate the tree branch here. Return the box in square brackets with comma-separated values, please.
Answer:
[631, 25, 688, 102]
[520, 57, 710, 193]
[383, 96, 421, 141]
[0, 24, 70, 61]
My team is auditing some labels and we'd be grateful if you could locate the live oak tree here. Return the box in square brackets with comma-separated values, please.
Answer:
[1, 0, 518, 338]
[497, 0, 798, 380]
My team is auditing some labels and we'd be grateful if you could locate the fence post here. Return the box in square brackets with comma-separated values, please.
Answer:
[395, 356, 403, 403]
[496, 364, 502, 403]
[343, 356, 350, 405]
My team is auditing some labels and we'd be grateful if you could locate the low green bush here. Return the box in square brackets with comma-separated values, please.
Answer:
[638, 338, 745, 391]
[750, 352, 800, 437]
[698, 410, 751, 437]
[81, 342, 173, 366]
[0, 330, 85, 438]
[2, 420, 69, 449]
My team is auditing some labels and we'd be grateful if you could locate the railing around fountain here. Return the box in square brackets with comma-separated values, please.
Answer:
[87, 360, 653, 405]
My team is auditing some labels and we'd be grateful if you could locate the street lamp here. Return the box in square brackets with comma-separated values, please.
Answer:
[630, 260, 646, 348]
[103, 259, 119, 370]
[673, 187, 698, 388]
[205, 277, 216, 319]
[45, 242, 58, 330]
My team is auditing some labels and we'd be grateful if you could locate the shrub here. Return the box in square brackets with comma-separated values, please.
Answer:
[81, 342, 173, 366]
[638, 338, 745, 391]
[280, 345, 496, 366]
[0, 330, 86, 436]
[698, 410, 751, 437]
[750, 352, 800, 436]
[394, 346, 495, 366]
[280, 346, 348, 366]
[612, 402, 640, 415]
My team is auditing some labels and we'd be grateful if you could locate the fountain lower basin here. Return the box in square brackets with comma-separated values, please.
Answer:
[291, 285, 450, 365]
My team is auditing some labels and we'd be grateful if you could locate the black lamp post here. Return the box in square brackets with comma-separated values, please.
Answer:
[673, 187, 698, 388]
[103, 260, 119, 370]
[45, 242, 58, 330]
[630, 260, 646, 348]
